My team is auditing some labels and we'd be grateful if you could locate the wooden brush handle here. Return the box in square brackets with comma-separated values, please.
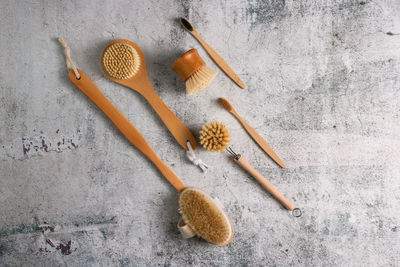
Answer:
[132, 77, 197, 151]
[235, 155, 295, 210]
[69, 70, 186, 192]
[191, 30, 246, 89]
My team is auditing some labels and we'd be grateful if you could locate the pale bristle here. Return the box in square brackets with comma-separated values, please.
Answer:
[185, 66, 217, 95]
[199, 121, 230, 152]
[179, 188, 233, 246]
[102, 43, 141, 80]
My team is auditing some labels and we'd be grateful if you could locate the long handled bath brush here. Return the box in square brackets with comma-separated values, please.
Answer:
[171, 48, 217, 95]
[59, 39, 233, 246]
[199, 121, 299, 213]
[101, 39, 196, 151]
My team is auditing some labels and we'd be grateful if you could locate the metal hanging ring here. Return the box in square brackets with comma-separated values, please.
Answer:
[292, 208, 302, 217]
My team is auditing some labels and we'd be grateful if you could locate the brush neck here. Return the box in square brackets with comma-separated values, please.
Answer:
[191, 32, 211, 52]
[128, 76, 197, 151]
[230, 109, 239, 118]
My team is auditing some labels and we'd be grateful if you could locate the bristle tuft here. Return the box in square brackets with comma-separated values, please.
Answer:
[179, 188, 232, 246]
[199, 121, 230, 152]
[103, 43, 140, 80]
[185, 66, 217, 95]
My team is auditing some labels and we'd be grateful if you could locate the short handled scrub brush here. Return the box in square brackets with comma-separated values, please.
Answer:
[172, 48, 217, 95]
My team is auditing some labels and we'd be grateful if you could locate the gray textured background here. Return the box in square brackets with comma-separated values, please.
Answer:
[1, 0, 400, 266]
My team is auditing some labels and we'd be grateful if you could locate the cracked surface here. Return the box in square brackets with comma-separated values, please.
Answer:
[1, 0, 400, 265]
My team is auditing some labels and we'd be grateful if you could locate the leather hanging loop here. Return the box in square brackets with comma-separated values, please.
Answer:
[177, 219, 196, 239]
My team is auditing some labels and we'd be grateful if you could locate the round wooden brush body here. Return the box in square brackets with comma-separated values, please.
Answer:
[67, 69, 233, 246]
[101, 39, 196, 150]
[172, 49, 217, 95]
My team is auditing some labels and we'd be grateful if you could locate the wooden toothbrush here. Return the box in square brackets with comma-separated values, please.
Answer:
[219, 98, 286, 168]
[180, 18, 246, 89]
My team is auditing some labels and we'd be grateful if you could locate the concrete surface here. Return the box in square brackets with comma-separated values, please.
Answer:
[1, 0, 400, 266]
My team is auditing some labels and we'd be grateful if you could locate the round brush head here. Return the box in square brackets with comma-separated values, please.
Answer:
[199, 121, 230, 152]
[171, 49, 217, 95]
[102, 42, 141, 80]
[179, 187, 233, 246]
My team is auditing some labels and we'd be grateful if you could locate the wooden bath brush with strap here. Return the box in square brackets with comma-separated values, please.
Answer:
[59, 38, 233, 246]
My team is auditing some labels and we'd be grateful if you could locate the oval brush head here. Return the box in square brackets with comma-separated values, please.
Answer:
[102, 42, 141, 80]
[199, 121, 230, 152]
[179, 187, 233, 246]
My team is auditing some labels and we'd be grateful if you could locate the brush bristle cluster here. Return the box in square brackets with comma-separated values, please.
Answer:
[186, 66, 217, 95]
[179, 188, 232, 246]
[199, 121, 230, 152]
[103, 43, 141, 80]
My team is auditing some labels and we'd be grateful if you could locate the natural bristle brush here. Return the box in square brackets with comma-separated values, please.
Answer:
[101, 39, 196, 151]
[171, 49, 217, 95]
[179, 187, 233, 244]
[59, 39, 233, 246]
[199, 121, 300, 215]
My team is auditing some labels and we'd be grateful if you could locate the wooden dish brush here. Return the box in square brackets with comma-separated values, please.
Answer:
[171, 49, 217, 95]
